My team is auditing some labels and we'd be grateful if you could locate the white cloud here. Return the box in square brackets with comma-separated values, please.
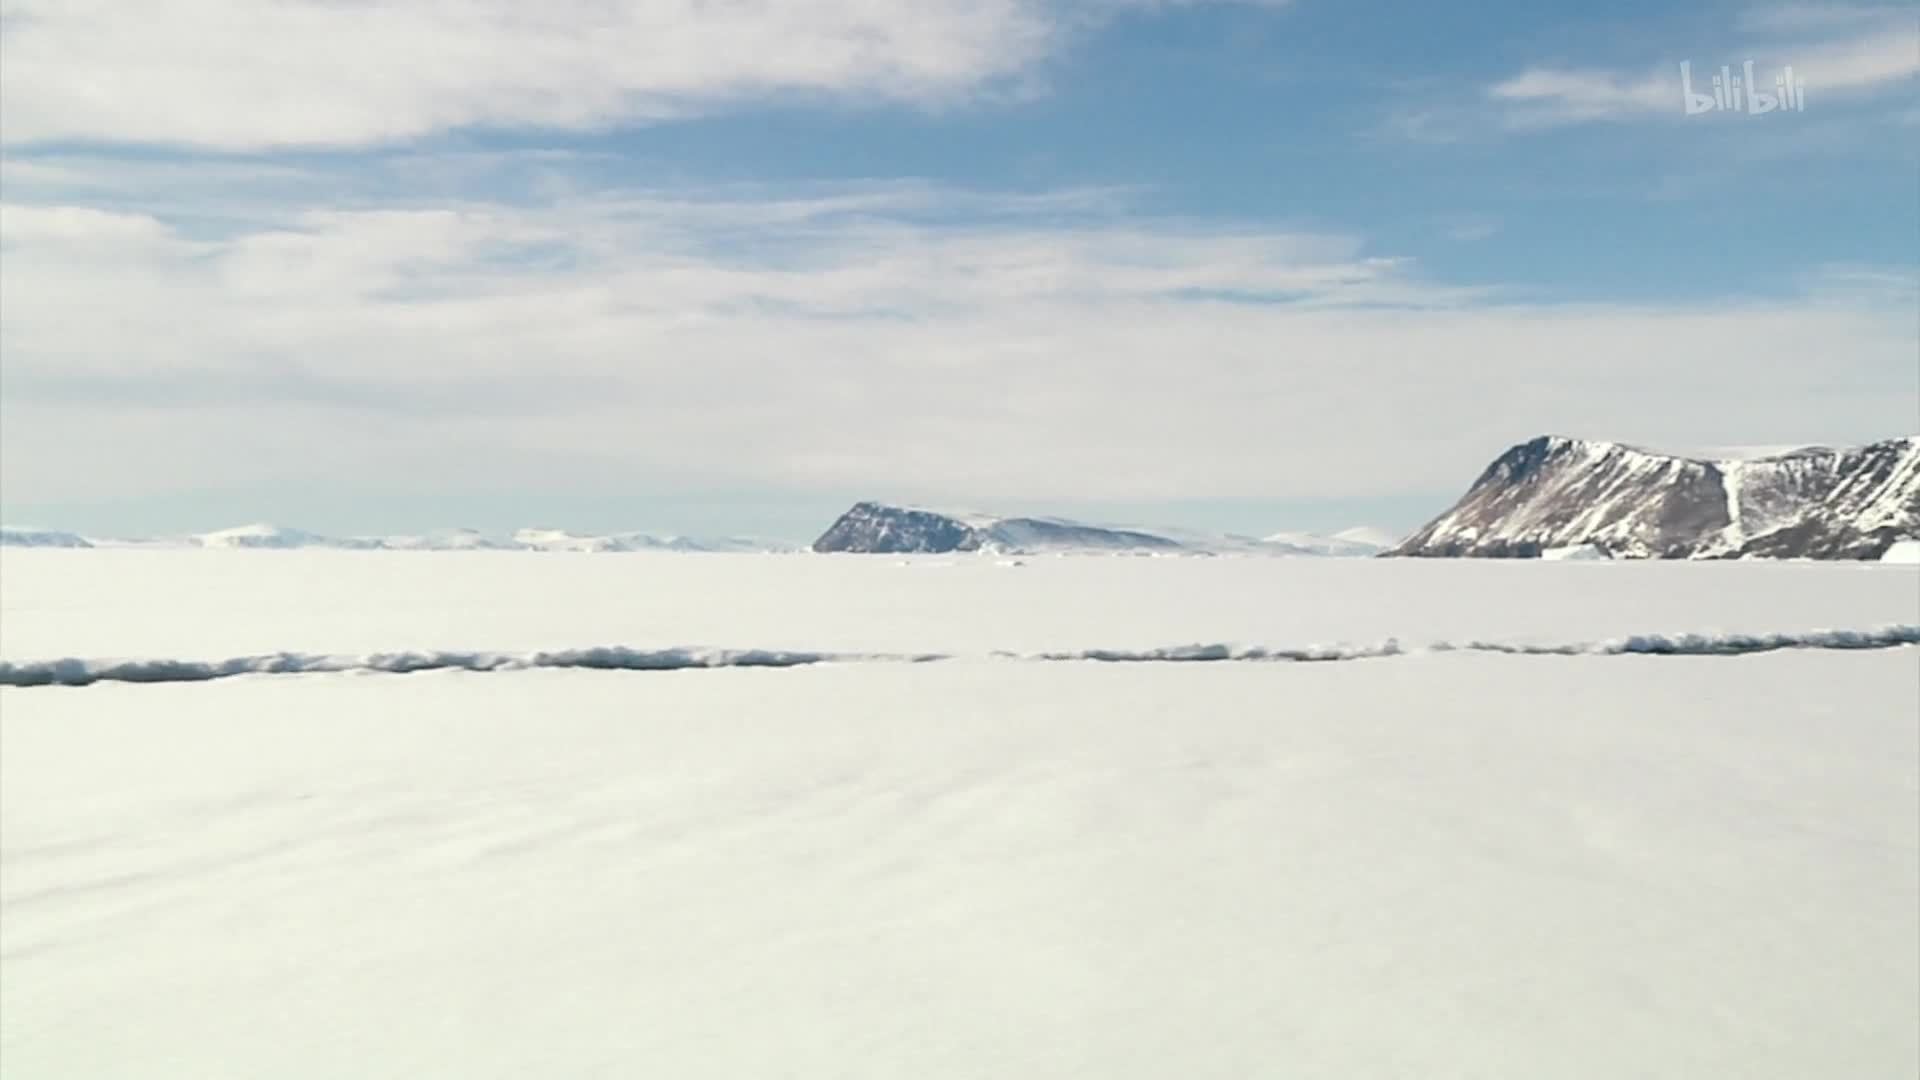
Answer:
[2, 186, 1912, 509]
[0, 0, 1058, 149]
[0, 0, 1287, 149]
[1489, 67, 1676, 124]
[1484, 18, 1917, 127]
[1788, 22, 1920, 94]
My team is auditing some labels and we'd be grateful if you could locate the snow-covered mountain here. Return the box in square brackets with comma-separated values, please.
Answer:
[811, 502, 1387, 556]
[513, 528, 654, 553]
[1329, 525, 1402, 550]
[381, 528, 526, 551]
[1391, 435, 1920, 560]
[196, 523, 385, 550]
[0, 527, 93, 548]
[812, 503, 1179, 554]
[1260, 529, 1393, 558]
[510, 528, 793, 553]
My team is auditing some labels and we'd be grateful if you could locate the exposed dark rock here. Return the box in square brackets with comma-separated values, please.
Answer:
[812, 503, 1184, 554]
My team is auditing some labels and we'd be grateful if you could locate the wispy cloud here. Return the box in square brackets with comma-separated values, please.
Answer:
[0, 189, 1448, 372]
[0, 0, 1286, 150]
[1788, 20, 1920, 94]
[1488, 67, 1676, 125]
[0, 0, 1059, 149]
[1482, 14, 1916, 128]
[2, 181, 1911, 508]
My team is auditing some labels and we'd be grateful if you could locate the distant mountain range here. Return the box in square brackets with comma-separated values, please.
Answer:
[11, 435, 1914, 561]
[0, 523, 800, 554]
[6, 512, 1395, 558]
[808, 502, 1388, 556]
[0, 527, 93, 549]
[1390, 435, 1920, 560]
[2, 515, 1394, 558]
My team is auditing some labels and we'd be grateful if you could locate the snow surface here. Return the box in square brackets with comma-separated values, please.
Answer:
[1541, 543, 1609, 561]
[2, 552, 1917, 1079]
[1720, 459, 1750, 546]
[4, 549, 1915, 659]
[1883, 539, 1920, 564]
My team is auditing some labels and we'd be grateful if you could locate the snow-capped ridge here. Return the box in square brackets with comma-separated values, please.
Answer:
[1259, 530, 1390, 557]
[381, 528, 523, 551]
[1395, 434, 1920, 560]
[196, 523, 383, 550]
[812, 502, 1178, 554]
[506, 528, 792, 553]
[1331, 525, 1401, 549]
[0, 526, 93, 548]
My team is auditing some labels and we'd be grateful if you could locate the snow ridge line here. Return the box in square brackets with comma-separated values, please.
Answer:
[1024, 625, 1920, 662]
[0, 647, 941, 688]
[3, 626, 1916, 688]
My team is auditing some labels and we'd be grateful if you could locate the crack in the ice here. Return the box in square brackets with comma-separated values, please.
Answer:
[3, 626, 1916, 688]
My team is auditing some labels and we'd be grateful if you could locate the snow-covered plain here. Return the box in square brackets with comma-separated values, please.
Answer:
[2, 550, 1917, 1079]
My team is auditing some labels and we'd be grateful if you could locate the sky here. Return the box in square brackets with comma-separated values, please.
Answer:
[1, 0, 1916, 541]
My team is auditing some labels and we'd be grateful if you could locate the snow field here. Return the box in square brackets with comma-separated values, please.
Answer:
[1, 551, 1916, 1078]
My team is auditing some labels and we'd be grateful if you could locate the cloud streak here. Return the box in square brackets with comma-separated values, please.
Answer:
[1484, 15, 1917, 128]
[2, 182, 1913, 510]
[0, 0, 1062, 148]
[0, 0, 1288, 149]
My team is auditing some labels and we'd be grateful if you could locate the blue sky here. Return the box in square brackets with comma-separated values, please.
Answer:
[1, 0, 1915, 540]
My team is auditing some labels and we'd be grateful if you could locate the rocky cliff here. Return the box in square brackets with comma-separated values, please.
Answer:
[1390, 436, 1919, 559]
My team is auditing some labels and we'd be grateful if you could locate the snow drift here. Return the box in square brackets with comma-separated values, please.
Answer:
[1882, 539, 1920, 564]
